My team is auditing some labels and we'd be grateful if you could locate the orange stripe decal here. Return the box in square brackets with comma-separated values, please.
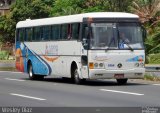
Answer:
[43, 56, 59, 62]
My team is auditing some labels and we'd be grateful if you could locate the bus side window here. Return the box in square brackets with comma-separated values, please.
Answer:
[41, 26, 50, 40]
[52, 25, 60, 40]
[47, 26, 51, 40]
[32, 27, 35, 41]
[72, 23, 80, 40]
[51, 25, 55, 40]
[67, 24, 72, 39]
[16, 29, 19, 41]
[61, 24, 68, 40]
[40, 27, 44, 41]
[25, 28, 32, 42]
[19, 28, 24, 42]
[34, 27, 41, 41]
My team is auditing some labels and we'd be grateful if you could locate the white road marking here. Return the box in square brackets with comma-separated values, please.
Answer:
[5, 78, 25, 82]
[10, 93, 46, 101]
[152, 84, 160, 86]
[100, 89, 144, 96]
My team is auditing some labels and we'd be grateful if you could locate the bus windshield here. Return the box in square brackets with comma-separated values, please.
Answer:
[90, 23, 144, 50]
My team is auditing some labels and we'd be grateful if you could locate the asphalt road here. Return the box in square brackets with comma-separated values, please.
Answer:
[0, 71, 160, 112]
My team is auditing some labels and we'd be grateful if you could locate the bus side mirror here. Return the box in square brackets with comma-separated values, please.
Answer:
[84, 27, 89, 39]
[82, 38, 88, 46]
[82, 27, 89, 47]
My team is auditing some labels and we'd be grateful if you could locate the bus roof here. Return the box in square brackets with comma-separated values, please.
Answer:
[16, 12, 139, 28]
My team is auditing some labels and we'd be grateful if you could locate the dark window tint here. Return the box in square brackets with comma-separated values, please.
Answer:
[67, 24, 72, 39]
[42, 26, 51, 40]
[82, 24, 88, 39]
[61, 24, 68, 39]
[72, 23, 80, 40]
[52, 25, 61, 40]
[25, 28, 32, 41]
[33, 27, 41, 41]
[16, 30, 19, 41]
[18, 29, 24, 42]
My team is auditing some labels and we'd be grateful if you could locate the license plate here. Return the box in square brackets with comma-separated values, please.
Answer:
[114, 74, 124, 79]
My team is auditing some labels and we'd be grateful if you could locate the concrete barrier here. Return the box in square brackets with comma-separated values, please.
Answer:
[145, 65, 160, 72]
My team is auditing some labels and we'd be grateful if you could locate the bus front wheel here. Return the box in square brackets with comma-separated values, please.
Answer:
[116, 78, 128, 85]
[73, 69, 82, 84]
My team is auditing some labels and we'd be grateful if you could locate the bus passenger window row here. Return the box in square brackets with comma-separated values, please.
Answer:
[16, 23, 80, 42]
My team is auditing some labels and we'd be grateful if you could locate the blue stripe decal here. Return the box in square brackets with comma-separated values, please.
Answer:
[32, 51, 52, 75]
[22, 43, 52, 75]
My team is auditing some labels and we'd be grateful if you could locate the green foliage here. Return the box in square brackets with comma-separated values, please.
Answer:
[147, 54, 160, 64]
[11, 0, 51, 21]
[145, 27, 160, 55]
[0, 0, 53, 43]
[131, 0, 160, 26]
[144, 74, 160, 81]
[106, 0, 133, 12]
[0, 51, 9, 60]
[50, 0, 133, 16]
[131, 0, 160, 56]
[51, 0, 83, 16]
[43, 0, 55, 6]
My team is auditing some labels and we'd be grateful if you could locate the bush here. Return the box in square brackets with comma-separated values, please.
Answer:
[147, 54, 160, 64]
[0, 51, 9, 60]
[144, 74, 160, 81]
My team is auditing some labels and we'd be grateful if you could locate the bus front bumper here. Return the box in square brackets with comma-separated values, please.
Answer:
[89, 68, 145, 79]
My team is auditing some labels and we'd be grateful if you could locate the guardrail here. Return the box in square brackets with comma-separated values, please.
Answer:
[145, 65, 160, 72]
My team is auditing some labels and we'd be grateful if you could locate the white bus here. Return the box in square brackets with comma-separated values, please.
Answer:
[15, 12, 146, 84]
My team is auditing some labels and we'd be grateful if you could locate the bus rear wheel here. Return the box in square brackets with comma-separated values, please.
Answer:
[116, 78, 128, 85]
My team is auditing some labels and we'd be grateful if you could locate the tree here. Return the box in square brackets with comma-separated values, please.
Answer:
[106, 0, 133, 12]
[43, 0, 55, 6]
[81, 0, 107, 12]
[50, 0, 134, 16]
[131, 0, 160, 32]
[51, 0, 83, 16]
[10, 0, 51, 21]
[0, 0, 53, 43]
[131, 0, 160, 55]
[145, 27, 160, 54]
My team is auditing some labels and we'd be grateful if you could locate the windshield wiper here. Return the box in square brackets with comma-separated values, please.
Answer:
[121, 39, 134, 51]
[105, 37, 115, 50]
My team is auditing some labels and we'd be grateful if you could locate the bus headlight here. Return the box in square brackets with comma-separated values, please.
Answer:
[94, 63, 104, 69]
[94, 63, 98, 68]
[89, 62, 104, 69]
[99, 63, 104, 68]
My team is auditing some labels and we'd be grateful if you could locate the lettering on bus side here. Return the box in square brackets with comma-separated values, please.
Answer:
[45, 44, 58, 55]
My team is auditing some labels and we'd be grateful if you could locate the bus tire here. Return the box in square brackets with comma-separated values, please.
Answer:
[28, 64, 35, 80]
[28, 64, 37, 80]
[73, 69, 82, 84]
[116, 78, 128, 85]
[28, 63, 44, 80]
